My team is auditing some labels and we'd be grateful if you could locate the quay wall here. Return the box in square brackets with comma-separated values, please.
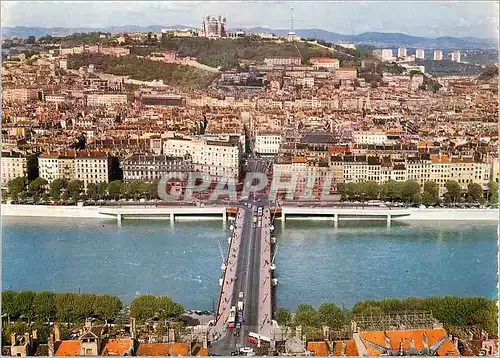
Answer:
[399, 208, 498, 221]
[1, 205, 498, 222]
[2, 204, 108, 218]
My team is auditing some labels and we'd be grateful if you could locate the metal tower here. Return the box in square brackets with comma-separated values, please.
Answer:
[289, 6, 295, 34]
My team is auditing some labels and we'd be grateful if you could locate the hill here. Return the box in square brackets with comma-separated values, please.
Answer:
[3, 26, 497, 50]
[67, 53, 217, 88]
[133, 37, 335, 69]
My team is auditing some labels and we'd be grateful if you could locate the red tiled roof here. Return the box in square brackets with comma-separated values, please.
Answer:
[360, 328, 460, 356]
[136, 343, 169, 356]
[102, 338, 133, 356]
[55, 340, 81, 356]
[332, 340, 359, 356]
[170, 342, 188, 356]
[307, 341, 329, 356]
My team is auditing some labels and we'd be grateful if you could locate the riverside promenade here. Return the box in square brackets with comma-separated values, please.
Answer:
[212, 208, 245, 342]
[258, 208, 273, 339]
[2, 204, 497, 221]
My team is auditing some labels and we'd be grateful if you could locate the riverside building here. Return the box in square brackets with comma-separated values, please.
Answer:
[1, 151, 38, 188]
[122, 154, 193, 181]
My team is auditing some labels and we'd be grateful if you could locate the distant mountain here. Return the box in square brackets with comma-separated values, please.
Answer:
[3, 25, 497, 50]
[244, 28, 497, 50]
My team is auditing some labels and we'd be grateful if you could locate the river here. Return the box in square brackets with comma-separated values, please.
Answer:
[2, 217, 497, 310]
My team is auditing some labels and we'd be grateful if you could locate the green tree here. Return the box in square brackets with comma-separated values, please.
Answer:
[129, 181, 142, 199]
[55, 293, 78, 324]
[33, 291, 56, 323]
[75, 293, 96, 319]
[359, 181, 380, 200]
[445, 180, 462, 203]
[8, 177, 26, 198]
[336, 183, 347, 201]
[487, 181, 498, 204]
[380, 180, 402, 201]
[345, 182, 359, 200]
[28, 177, 48, 194]
[294, 303, 320, 327]
[67, 180, 84, 202]
[14, 291, 36, 323]
[108, 180, 123, 200]
[401, 181, 420, 202]
[275, 307, 292, 327]
[87, 183, 98, 201]
[412, 193, 422, 205]
[467, 182, 483, 202]
[93, 294, 122, 323]
[2, 290, 19, 323]
[318, 302, 344, 330]
[130, 295, 157, 322]
[50, 179, 68, 201]
[97, 182, 109, 199]
[422, 181, 439, 205]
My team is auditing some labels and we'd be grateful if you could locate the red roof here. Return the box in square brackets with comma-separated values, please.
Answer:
[55, 340, 81, 356]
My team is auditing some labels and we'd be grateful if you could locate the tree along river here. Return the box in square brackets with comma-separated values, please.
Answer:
[2, 217, 497, 310]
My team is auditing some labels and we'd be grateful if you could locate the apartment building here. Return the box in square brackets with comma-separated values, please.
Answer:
[122, 154, 192, 181]
[39, 151, 77, 183]
[86, 94, 128, 107]
[264, 57, 301, 66]
[1, 151, 38, 188]
[335, 68, 357, 81]
[163, 135, 241, 178]
[255, 133, 282, 155]
[309, 57, 340, 70]
[353, 131, 389, 145]
[415, 48, 425, 59]
[2, 88, 38, 103]
[433, 50, 443, 61]
[38, 150, 113, 188]
[75, 151, 112, 189]
[397, 47, 407, 58]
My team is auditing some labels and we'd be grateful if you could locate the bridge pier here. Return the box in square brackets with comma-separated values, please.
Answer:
[170, 212, 174, 224]
[387, 214, 391, 227]
[222, 211, 227, 221]
[116, 213, 122, 225]
[333, 213, 338, 228]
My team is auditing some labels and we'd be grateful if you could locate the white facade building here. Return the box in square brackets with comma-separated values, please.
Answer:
[255, 133, 282, 155]
[163, 135, 241, 178]
[86, 94, 128, 107]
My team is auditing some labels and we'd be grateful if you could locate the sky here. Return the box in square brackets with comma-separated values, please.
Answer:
[1, 1, 499, 39]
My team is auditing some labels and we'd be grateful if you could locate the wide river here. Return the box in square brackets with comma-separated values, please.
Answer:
[2, 217, 497, 310]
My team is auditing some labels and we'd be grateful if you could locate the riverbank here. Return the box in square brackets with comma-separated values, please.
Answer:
[1, 204, 498, 221]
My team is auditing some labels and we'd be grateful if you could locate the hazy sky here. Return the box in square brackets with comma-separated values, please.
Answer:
[2, 1, 499, 39]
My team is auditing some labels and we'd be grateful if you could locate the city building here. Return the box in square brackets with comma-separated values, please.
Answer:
[163, 135, 241, 179]
[264, 57, 301, 66]
[86, 94, 128, 107]
[335, 68, 358, 80]
[338, 42, 356, 50]
[2, 88, 38, 103]
[450, 50, 461, 62]
[415, 48, 425, 59]
[122, 154, 192, 181]
[397, 47, 407, 58]
[38, 151, 76, 184]
[75, 150, 113, 189]
[199, 15, 226, 38]
[309, 57, 340, 70]
[255, 133, 282, 155]
[433, 50, 443, 61]
[38, 150, 114, 189]
[1, 151, 38, 188]
[373, 49, 395, 62]
[140, 94, 186, 107]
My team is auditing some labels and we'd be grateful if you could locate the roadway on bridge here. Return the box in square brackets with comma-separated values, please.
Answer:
[210, 205, 264, 355]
